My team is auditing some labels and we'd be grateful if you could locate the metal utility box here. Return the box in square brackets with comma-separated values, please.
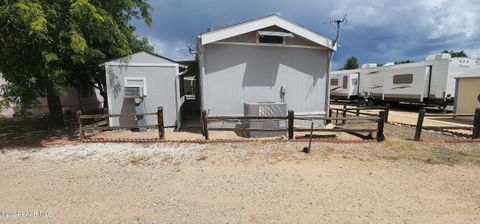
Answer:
[244, 102, 287, 137]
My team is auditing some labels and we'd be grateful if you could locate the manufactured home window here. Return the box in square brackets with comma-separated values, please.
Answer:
[342, 76, 348, 89]
[352, 78, 358, 86]
[330, 79, 338, 86]
[393, 74, 413, 84]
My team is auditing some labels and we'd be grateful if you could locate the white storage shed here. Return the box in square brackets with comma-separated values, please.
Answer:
[102, 51, 185, 127]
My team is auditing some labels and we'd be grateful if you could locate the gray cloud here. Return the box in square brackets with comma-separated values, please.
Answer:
[132, 0, 480, 68]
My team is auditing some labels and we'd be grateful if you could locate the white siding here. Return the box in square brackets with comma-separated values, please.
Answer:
[106, 65, 179, 127]
[202, 43, 329, 116]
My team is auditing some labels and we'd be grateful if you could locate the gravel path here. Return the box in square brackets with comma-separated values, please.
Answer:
[1, 141, 479, 223]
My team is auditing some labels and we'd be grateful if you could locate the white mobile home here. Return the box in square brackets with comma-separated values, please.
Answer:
[197, 14, 335, 120]
[102, 51, 185, 127]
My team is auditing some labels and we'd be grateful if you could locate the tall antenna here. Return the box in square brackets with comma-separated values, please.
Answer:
[323, 14, 347, 47]
[185, 42, 197, 57]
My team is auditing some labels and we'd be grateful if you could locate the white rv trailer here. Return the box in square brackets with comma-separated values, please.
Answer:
[331, 54, 480, 108]
[330, 70, 360, 100]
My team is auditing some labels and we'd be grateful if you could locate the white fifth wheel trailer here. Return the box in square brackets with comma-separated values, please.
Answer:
[331, 54, 480, 109]
[330, 70, 359, 100]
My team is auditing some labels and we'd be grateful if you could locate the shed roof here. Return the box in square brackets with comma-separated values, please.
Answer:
[198, 14, 336, 50]
[454, 75, 480, 79]
[99, 51, 184, 67]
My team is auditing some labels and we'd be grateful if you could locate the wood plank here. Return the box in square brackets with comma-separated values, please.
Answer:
[294, 128, 377, 132]
[208, 128, 288, 132]
[424, 114, 475, 118]
[83, 125, 159, 131]
[80, 113, 157, 119]
[207, 116, 287, 120]
[422, 126, 473, 130]
[295, 116, 379, 121]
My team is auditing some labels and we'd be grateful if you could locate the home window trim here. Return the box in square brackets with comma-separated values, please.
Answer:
[124, 77, 147, 96]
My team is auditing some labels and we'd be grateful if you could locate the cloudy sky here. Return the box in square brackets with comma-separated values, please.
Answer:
[132, 0, 480, 69]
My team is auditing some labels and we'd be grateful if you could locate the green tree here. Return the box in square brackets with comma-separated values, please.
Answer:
[442, 50, 468, 58]
[342, 56, 359, 70]
[0, 0, 153, 126]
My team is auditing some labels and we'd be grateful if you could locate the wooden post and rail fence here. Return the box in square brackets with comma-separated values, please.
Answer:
[201, 105, 388, 142]
[77, 106, 165, 141]
[414, 108, 480, 141]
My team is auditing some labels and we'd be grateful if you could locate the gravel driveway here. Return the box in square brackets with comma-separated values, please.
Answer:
[1, 141, 479, 223]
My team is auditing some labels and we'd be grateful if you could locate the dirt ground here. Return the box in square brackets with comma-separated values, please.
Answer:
[1, 140, 479, 223]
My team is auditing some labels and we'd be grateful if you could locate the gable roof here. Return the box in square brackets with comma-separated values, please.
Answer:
[99, 51, 184, 66]
[198, 14, 336, 50]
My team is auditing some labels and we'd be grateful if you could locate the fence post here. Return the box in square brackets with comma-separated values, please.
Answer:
[342, 105, 347, 125]
[356, 108, 360, 116]
[376, 111, 385, 142]
[288, 110, 294, 140]
[201, 110, 209, 140]
[103, 107, 109, 126]
[157, 107, 165, 140]
[335, 109, 339, 125]
[384, 103, 390, 123]
[473, 108, 480, 139]
[326, 108, 332, 124]
[414, 109, 426, 141]
[76, 110, 85, 141]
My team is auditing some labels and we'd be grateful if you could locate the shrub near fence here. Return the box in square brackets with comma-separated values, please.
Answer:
[77, 107, 165, 141]
[201, 107, 387, 142]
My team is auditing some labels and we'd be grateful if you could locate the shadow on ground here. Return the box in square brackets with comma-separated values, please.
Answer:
[0, 116, 78, 149]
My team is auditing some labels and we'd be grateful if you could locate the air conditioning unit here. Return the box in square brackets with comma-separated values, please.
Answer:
[124, 86, 144, 98]
[244, 102, 287, 138]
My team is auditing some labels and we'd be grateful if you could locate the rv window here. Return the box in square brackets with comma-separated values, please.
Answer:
[342, 76, 348, 89]
[352, 78, 358, 86]
[330, 79, 338, 86]
[259, 35, 283, 44]
[393, 74, 413, 84]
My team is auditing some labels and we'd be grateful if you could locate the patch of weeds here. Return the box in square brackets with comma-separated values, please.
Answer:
[18, 156, 31, 161]
[128, 154, 152, 166]
[196, 155, 208, 161]
[382, 138, 419, 151]
[252, 140, 266, 146]
[161, 155, 174, 164]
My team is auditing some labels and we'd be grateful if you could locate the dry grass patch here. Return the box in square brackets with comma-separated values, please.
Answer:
[376, 138, 480, 166]
[18, 156, 31, 161]
[161, 155, 174, 164]
[128, 154, 152, 166]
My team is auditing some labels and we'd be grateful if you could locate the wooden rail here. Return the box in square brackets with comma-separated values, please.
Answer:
[201, 109, 386, 142]
[414, 108, 480, 141]
[330, 104, 390, 123]
[77, 106, 165, 141]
